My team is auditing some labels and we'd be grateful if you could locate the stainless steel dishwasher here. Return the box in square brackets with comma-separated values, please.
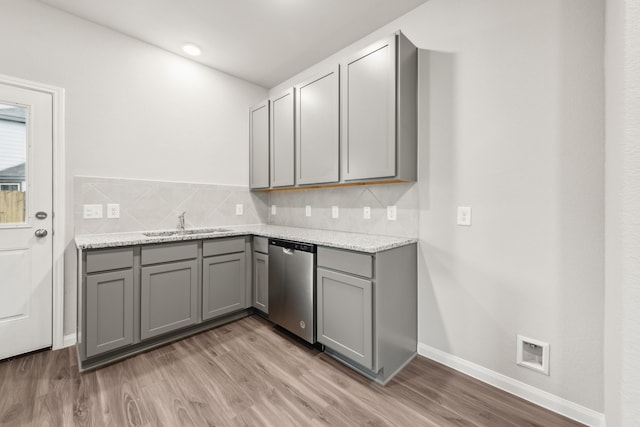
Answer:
[268, 238, 316, 344]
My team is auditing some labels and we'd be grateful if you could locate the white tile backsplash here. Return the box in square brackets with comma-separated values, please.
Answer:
[267, 183, 418, 237]
[74, 176, 269, 234]
[75, 177, 418, 238]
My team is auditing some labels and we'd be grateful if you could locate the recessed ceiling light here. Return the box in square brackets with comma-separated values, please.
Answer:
[182, 43, 201, 56]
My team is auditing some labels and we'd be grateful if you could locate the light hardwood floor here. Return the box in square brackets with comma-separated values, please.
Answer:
[0, 315, 584, 426]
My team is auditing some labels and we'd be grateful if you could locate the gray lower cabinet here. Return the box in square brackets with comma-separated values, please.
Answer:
[83, 247, 135, 358]
[79, 237, 254, 370]
[202, 253, 246, 320]
[252, 236, 269, 314]
[202, 237, 248, 320]
[86, 269, 134, 358]
[317, 268, 373, 369]
[253, 252, 269, 314]
[140, 242, 198, 340]
[316, 243, 417, 384]
[140, 259, 198, 340]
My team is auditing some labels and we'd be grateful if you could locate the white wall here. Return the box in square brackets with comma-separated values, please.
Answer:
[605, 0, 640, 424]
[0, 0, 268, 335]
[273, 0, 605, 415]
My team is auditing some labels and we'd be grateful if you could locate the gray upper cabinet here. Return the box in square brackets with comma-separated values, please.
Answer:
[270, 88, 295, 187]
[202, 238, 247, 320]
[249, 100, 269, 190]
[295, 66, 340, 185]
[341, 32, 417, 183]
[140, 242, 198, 340]
[248, 32, 417, 189]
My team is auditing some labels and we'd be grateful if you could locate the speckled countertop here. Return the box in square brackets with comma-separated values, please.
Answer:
[75, 224, 417, 253]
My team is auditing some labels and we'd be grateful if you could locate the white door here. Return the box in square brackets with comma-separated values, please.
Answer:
[0, 83, 53, 360]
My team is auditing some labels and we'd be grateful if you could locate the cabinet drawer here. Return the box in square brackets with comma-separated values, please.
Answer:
[253, 236, 268, 254]
[203, 237, 245, 257]
[86, 247, 134, 273]
[317, 246, 373, 278]
[141, 241, 197, 265]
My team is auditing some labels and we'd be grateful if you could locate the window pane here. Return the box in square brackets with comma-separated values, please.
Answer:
[0, 103, 27, 224]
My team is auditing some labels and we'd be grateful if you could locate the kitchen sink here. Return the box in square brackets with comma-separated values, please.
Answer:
[143, 228, 231, 237]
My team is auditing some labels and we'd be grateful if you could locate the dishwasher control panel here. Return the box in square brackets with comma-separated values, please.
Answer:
[269, 239, 316, 253]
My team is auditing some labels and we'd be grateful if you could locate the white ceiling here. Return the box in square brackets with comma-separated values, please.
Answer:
[36, 0, 429, 88]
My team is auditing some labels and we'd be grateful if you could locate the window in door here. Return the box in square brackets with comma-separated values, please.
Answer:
[0, 103, 27, 224]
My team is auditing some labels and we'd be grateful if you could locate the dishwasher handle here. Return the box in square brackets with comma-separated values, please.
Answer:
[282, 247, 294, 255]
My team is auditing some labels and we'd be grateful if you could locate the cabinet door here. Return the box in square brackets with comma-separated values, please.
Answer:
[86, 269, 134, 357]
[253, 251, 268, 314]
[249, 100, 269, 189]
[296, 66, 339, 185]
[317, 268, 373, 369]
[202, 253, 246, 320]
[341, 35, 396, 181]
[140, 260, 198, 340]
[270, 88, 295, 187]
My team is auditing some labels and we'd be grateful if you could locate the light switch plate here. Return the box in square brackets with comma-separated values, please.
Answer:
[107, 203, 120, 219]
[83, 204, 103, 219]
[271, 205, 277, 215]
[331, 205, 339, 219]
[363, 206, 371, 220]
[235, 204, 243, 215]
[387, 205, 397, 221]
[457, 206, 472, 226]
[305, 205, 312, 217]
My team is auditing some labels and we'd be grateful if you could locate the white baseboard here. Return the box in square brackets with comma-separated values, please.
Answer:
[417, 343, 605, 427]
[62, 333, 77, 348]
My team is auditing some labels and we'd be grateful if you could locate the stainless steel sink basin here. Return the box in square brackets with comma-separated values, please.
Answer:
[182, 227, 231, 235]
[143, 228, 231, 237]
[143, 230, 180, 237]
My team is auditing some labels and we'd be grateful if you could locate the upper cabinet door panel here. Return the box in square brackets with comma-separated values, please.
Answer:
[249, 100, 269, 189]
[296, 66, 340, 185]
[342, 35, 397, 181]
[270, 88, 295, 187]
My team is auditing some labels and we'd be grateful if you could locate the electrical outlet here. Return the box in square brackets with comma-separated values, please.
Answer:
[305, 205, 312, 217]
[235, 204, 244, 215]
[457, 206, 472, 226]
[363, 206, 371, 220]
[271, 204, 277, 215]
[83, 204, 103, 219]
[107, 203, 120, 219]
[331, 205, 339, 219]
[387, 205, 397, 221]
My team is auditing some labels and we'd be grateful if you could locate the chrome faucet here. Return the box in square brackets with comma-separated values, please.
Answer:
[178, 211, 186, 232]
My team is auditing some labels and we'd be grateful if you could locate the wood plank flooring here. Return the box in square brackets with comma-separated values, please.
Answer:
[0, 315, 584, 426]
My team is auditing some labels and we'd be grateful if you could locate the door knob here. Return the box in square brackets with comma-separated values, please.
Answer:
[35, 229, 48, 238]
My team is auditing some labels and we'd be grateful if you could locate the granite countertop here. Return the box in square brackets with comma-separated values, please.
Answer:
[75, 224, 417, 253]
